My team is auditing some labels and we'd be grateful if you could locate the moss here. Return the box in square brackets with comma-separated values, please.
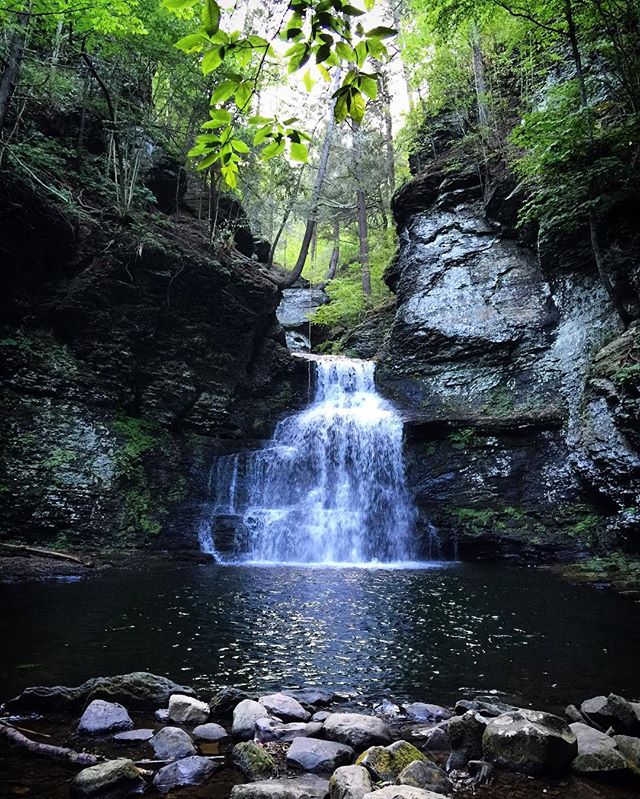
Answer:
[448, 427, 476, 450]
[560, 555, 640, 597]
[232, 742, 275, 780]
[614, 364, 640, 386]
[44, 448, 77, 469]
[359, 742, 425, 781]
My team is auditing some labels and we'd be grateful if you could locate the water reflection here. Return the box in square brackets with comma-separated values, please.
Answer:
[0, 563, 639, 709]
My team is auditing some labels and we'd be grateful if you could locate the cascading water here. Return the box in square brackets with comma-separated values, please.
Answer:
[202, 355, 417, 565]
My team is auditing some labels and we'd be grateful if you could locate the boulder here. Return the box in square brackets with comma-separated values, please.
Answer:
[614, 735, 640, 772]
[358, 741, 425, 781]
[78, 700, 133, 735]
[233, 741, 276, 780]
[153, 755, 218, 794]
[323, 713, 391, 750]
[70, 758, 146, 798]
[446, 712, 486, 770]
[7, 672, 194, 711]
[256, 718, 322, 743]
[231, 776, 330, 799]
[192, 722, 229, 742]
[113, 729, 154, 743]
[168, 693, 210, 725]
[285, 688, 337, 706]
[413, 722, 450, 752]
[580, 694, 640, 734]
[287, 737, 354, 773]
[404, 704, 452, 723]
[483, 710, 577, 775]
[398, 760, 452, 795]
[374, 700, 401, 717]
[455, 698, 517, 718]
[210, 686, 251, 718]
[570, 723, 628, 775]
[363, 786, 447, 799]
[233, 699, 271, 740]
[149, 726, 196, 760]
[260, 693, 311, 722]
[313, 712, 332, 723]
[329, 765, 373, 799]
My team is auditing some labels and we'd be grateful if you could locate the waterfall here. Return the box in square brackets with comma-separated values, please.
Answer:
[205, 355, 417, 565]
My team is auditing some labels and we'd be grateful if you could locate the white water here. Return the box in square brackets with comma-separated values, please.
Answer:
[202, 355, 417, 565]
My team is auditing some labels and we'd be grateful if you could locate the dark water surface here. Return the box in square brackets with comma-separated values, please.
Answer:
[1, 562, 639, 709]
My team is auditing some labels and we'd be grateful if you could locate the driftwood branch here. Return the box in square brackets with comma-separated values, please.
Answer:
[0, 722, 102, 766]
[0, 542, 93, 566]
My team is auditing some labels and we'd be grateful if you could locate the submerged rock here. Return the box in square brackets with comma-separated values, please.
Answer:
[233, 741, 276, 780]
[323, 713, 391, 750]
[149, 726, 196, 760]
[78, 700, 133, 735]
[358, 741, 425, 781]
[260, 693, 311, 722]
[255, 717, 322, 742]
[70, 758, 145, 798]
[233, 699, 271, 740]
[284, 689, 337, 707]
[153, 755, 219, 794]
[192, 722, 229, 741]
[329, 765, 373, 799]
[482, 709, 577, 775]
[6, 672, 193, 712]
[363, 786, 446, 799]
[287, 737, 354, 773]
[404, 704, 452, 723]
[113, 728, 154, 743]
[168, 693, 210, 725]
[398, 760, 452, 795]
[231, 775, 330, 799]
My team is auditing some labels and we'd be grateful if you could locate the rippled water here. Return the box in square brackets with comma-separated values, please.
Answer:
[1, 563, 639, 709]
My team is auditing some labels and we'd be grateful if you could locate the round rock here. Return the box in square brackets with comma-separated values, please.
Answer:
[78, 700, 133, 735]
[70, 758, 145, 798]
[329, 765, 372, 799]
[113, 728, 154, 743]
[233, 699, 271, 741]
[192, 722, 229, 741]
[153, 755, 218, 794]
[149, 726, 196, 760]
[233, 741, 276, 780]
[323, 713, 391, 750]
[287, 737, 354, 773]
[358, 741, 425, 782]
[168, 693, 210, 725]
[259, 693, 311, 722]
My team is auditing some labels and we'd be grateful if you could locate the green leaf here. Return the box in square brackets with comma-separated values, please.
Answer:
[211, 80, 237, 104]
[202, 47, 224, 74]
[174, 33, 207, 53]
[342, 4, 365, 15]
[231, 139, 250, 153]
[334, 92, 349, 123]
[253, 125, 272, 145]
[163, 0, 197, 10]
[290, 141, 308, 162]
[365, 26, 396, 38]
[354, 40, 367, 67]
[202, 0, 221, 37]
[234, 44, 252, 67]
[262, 139, 286, 160]
[359, 74, 377, 100]
[249, 115, 272, 125]
[316, 43, 332, 63]
[208, 108, 231, 125]
[302, 69, 315, 92]
[366, 37, 386, 58]
[364, 0, 375, 8]
[336, 41, 355, 62]
[234, 81, 253, 109]
[196, 152, 219, 170]
[318, 63, 330, 81]
[349, 88, 365, 123]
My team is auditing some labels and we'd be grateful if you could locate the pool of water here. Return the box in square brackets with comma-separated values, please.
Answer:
[1, 562, 639, 709]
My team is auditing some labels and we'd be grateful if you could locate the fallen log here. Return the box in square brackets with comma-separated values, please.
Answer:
[0, 543, 93, 567]
[0, 722, 102, 766]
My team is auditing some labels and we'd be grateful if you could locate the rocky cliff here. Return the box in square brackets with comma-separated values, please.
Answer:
[0, 172, 305, 551]
[348, 131, 640, 563]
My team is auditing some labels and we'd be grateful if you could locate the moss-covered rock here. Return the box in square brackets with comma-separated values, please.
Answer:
[358, 741, 425, 782]
[232, 741, 276, 781]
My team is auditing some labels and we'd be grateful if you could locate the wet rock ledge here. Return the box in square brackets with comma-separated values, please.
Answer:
[1, 672, 639, 798]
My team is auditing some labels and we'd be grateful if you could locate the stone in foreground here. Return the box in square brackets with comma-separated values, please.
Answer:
[614, 735, 640, 772]
[233, 741, 276, 780]
[329, 765, 372, 799]
[323, 713, 391, 750]
[260, 692, 311, 721]
[570, 722, 630, 775]
[287, 737, 354, 773]
[446, 711, 486, 770]
[234, 699, 271, 740]
[256, 718, 322, 742]
[153, 755, 218, 794]
[113, 728, 154, 743]
[404, 704, 452, 723]
[70, 758, 145, 798]
[359, 741, 425, 782]
[210, 686, 251, 718]
[192, 721, 229, 741]
[168, 693, 210, 725]
[363, 786, 448, 799]
[231, 775, 330, 799]
[580, 694, 640, 734]
[78, 700, 133, 735]
[483, 709, 577, 775]
[149, 726, 196, 760]
[398, 760, 451, 795]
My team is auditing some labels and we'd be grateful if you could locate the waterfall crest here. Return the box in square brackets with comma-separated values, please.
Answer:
[202, 355, 417, 565]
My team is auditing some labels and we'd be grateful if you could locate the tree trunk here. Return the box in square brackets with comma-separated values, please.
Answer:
[325, 220, 340, 281]
[276, 70, 341, 288]
[0, 8, 30, 130]
[353, 126, 371, 297]
[390, 0, 414, 110]
[0, 723, 102, 767]
[471, 23, 489, 129]
[379, 66, 396, 199]
[269, 165, 306, 266]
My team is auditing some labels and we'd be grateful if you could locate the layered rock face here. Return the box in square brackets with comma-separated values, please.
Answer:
[0, 175, 305, 550]
[350, 136, 640, 560]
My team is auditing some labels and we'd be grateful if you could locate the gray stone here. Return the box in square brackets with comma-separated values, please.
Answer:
[374, 699, 401, 717]
[113, 728, 154, 743]
[455, 699, 517, 718]
[363, 786, 447, 799]
[70, 758, 145, 798]
[149, 726, 196, 760]
[614, 735, 640, 772]
[404, 704, 452, 723]
[284, 688, 337, 706]
[233, 699, 271, 740]
[260, 692, 311, 722]
[323, 713, 391, 750]
[168, 693, 210, 725]
[231, 776, 330, 799]
[153, 755, 218, 794]
[398, 760, 452, 795]
[192, 722, 229, 741]
[570, 723, 628, 775]
[329, 765, 372, 799]
[210, 686, 251, 718]
[413, 721, 450, 751]
[155, 708, 169, 723]
[255, 717, 322, 743]
[483, 709, 577, 775]
[358, 741, 425, 781]
[78, 700, 133, 735]
[233, 741, 276, 780]
[313, 712, 332, 723]
[287, 737, 354, 773]
[446, 711, 486, 770]
[580, 694, 640, 734]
